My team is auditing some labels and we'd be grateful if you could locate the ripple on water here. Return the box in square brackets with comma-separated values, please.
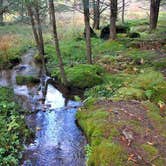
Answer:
[23, 84, 86, 166]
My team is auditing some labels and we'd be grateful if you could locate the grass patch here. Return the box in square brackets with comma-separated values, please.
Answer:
[141, 144, 158, 159]
[112, 69, 166, 102]
[0, 34, 33, 69]
[52, 64, 104, 88]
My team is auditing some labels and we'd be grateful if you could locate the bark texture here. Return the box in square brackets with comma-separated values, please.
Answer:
[82, 0, 92, 64]
[93, 0, 100, 30]
[48, 0, 68, 86]
[110, 0, 117, 40]
[150, 0, 161, 31]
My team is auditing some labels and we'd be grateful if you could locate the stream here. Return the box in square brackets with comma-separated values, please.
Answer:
[0, 49, 86, 166]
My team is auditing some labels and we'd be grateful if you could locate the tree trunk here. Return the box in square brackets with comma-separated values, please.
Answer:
[26, 3, 47, 74]
[93, 0, 100, 30]
[83, 0, 92, 64]
[150, 0, 161, 31]
[0, 0, 3, 25]
[34, 2, 44, 56]
[48, 0, 68, 86]
[27, 5, 40, 50]
[122, 0, 125, 24]
[110, 0, 117, 40]
[34, 0, 47, 74]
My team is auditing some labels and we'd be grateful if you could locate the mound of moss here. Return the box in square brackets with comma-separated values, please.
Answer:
[76, 100, 127, 166]
[112, 69, 166, 102]
[16, 75, 40, 85]
[0, 87, 32, 165]
[53, 64, 104, 89]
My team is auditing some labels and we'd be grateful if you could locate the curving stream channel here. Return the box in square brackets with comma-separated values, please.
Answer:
[0, 49, 86, 166]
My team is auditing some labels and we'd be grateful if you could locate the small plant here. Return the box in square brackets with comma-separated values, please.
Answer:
[0, 87, 33, 165]
[85, 144, 93, 166]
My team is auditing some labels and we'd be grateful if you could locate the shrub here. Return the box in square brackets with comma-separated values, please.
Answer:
[0, 87, 32, 165]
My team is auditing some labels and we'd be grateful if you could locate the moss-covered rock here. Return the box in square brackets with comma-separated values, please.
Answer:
[128, 32, 141, 38]
[16, 75, 40, 85]
[53, 64, 104, 89]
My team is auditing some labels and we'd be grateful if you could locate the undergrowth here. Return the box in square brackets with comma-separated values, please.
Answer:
[0, 87, 32, 166]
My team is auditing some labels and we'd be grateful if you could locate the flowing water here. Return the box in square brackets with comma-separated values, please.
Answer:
[24, 84, 86, 166]
[0, 49, 86, 166]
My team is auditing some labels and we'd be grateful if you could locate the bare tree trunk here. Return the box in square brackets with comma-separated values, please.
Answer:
[110, 0, 117, 40]
[83, 0, 92, 64]
[93, 0, 100, 30]
[150, 0, 161, 31]
[0, 0, 3, 25]
[34, 0, 47, 74]
[34, 1, 44, 56]
[26, 2, 47, 74]
[48, 0, 68, 86]
[122, 0, 125, 24]
[27, 5, 40, 50]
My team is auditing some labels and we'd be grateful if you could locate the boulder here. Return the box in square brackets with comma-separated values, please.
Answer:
[128, 32, 141, 38]
[100, 24, 130, 40]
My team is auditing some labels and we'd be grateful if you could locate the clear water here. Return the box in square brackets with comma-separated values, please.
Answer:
[23, 84, 86, 166]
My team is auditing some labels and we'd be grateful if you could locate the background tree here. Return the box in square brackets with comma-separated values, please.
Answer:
[110, 0, 117, 40]
[82, 0, 92, 64]
[92, 0, 100, 29]
[0, 0, 3, 25]
[150, 0, 161, 31]
[121, 0, 125, 23]
[25, 0, 47, 74]
[48, 0, 68, 86]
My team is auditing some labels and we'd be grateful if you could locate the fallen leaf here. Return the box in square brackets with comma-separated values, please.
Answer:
[109, 109, 113, 112]
[147, 141, 154, 145]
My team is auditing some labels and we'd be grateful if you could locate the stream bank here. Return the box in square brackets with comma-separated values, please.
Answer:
[0, 49, 87, 166]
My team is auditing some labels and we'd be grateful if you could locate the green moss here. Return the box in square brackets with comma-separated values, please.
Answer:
[153, 58, 166, 69]
[85, 73, 131, 99]
[153, 158, 166, 166]
[94, 40, 126, 56]
[88, 140, 127, 166]
[108, 127, 120, 140]
[53, 64, 104, 89]
[132, 70, 164, 90]
[144, 101, 166, 138]
[126, 49, 155, 62]
[16, 75, 40, 85]
[77, 105, 128, 166]
[34, 53, 42, 63]
[111, 69, 166, 102]
[77, 108, 109, 144]
[131, 70, 166, 102]
[141, 144, 158, 159]
[113, 87, 145, 101]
